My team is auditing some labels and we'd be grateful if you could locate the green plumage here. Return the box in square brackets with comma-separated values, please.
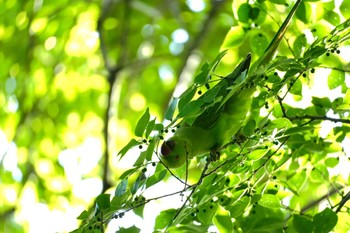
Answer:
[161, 54, 254, 168]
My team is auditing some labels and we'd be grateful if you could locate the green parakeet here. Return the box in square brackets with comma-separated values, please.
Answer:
[160, 54, 254, 168]
[160, 0, 304, 168]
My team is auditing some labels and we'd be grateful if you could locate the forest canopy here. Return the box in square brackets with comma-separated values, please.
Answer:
[1, 0, 350, 233]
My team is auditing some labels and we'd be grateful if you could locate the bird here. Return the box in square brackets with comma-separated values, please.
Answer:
[160, 53, 255, 168]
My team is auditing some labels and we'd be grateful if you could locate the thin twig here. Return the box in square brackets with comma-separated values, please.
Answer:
[289, 115, 350, 124]
[172, 160, 211, 222]
[335, 190, 350, 213]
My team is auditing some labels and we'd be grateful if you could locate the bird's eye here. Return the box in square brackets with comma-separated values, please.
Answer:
[161, 140, 175, 156]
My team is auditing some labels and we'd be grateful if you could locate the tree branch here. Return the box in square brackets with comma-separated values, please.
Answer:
[98, 0, 132, 193]
[335, 190, 350, 213]
[289, 115, 350, 124]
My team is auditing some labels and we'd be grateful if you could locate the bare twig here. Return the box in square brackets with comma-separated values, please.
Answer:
[172, 160, 211, 223]
[301, 186, 343, 213]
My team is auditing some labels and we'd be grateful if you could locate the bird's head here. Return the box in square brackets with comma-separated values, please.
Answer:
[160, 137, 188, 168]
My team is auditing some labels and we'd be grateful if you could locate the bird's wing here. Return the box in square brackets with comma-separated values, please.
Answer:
[191, 54, 251, 129]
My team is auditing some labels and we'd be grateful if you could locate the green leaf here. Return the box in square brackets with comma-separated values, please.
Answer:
[133, 198, 145, 218]
[131, 174, 145, 194]
[116, 226, 140, 233]
[213, 209, 233, 233]
[289, 78, 302, 96]
[304, 45, 327, 59]
[135, 108, 150, 137]
[133, 150, 147, 167]
[221, 26, 246, 49]
[284, 126, 314, 136]
[258, 194, 281, 209]
[202, 84, 221, 103]
[251, 32, 269, 56]
[197, 203, 218, 225]
[77, 209, 92, 220]
[296, 1, 311, 24]
[110, 191, 130, 209]
[247, 149, 268, 160]
[312, 97, 331, 108]
[115, 179, 128, 196]
[155, 209, 177, 230]
[210, 50, 228, 72]
[146, 169, 167, 188]
[250, 7, 260, 21]
[229, 196, 250, 218]
[194, 62, 210, 85]
[165, 98, 178, 121]
[293, 34, 307, 57]
[328, 69, 345, 90]
[269, 0, 286, 4]
[324, 10, 340, 26]
[145, 139, 155, 161]
[96, 194, 110, 210]
[237, 3, 251, 23]
[293, 214, 313, 233]
[313, 208, 338, 233]
[340, 0, 350, 18]
[177, 98, 203, 119]
[145, 118, 156, 138]
[243, 119, 256, 136]
[119, 167, 138, 180]
[178, 86, 197, 110]
[118, 139, 139, 158]
[270, 118, 293, 129]
[324, 157, 338, 168]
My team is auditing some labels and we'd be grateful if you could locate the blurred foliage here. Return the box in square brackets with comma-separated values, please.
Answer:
[0, 0, 349, 233]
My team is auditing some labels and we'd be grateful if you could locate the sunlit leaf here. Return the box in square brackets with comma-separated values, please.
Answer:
[213, 209, 233, 233]
[145, 118, 156, 138]
[258, 194, 281, 209]
[197, 203, 218, 225]
[328, 69, 345, 90]
[117, 226, 140, 233]
[229, 196, 250, 218]
[251, 32, 269, 56]
[340, 0, 350, 18]
[221, 26, 246, 49]
[155, 209, 177, 230]
[324, 10, 340, 26]
[247, 149, 268, 160]
[146, 169, 167, 188]
[118, 139, 139, 158]
[165, 98, 178, 121]
[135, 108, 150, 137]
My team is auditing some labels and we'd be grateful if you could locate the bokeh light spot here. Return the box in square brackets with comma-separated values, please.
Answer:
[130, 93, 146, 111]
